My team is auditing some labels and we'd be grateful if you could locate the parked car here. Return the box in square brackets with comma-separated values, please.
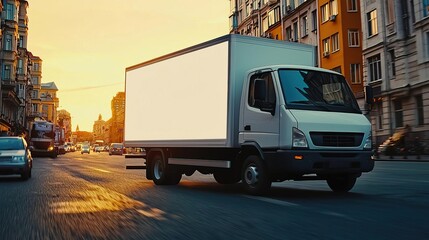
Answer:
[81, 145, 90, 154]
[0, 136, 32, 180]
[109, 143, 124, 155]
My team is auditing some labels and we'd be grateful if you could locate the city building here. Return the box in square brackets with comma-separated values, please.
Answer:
[0, 0, 31, 135]
[318, 0, 364, 100]
[361, 0, 429, 145]
[57, 109, 72, 142]
[93, 114, 107, 144]
[39, 82, 59, 124]
[109, 92, 125, 143]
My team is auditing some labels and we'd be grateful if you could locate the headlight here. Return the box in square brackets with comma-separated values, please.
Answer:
[363, 135, 372, 150]
[292, 127, 308, 149]
[12, 156, 25, 163]
[48, 146, 54, 151]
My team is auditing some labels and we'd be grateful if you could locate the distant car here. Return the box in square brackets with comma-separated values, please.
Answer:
[81, 145, 90, 154]
[0, 136, 33, 180]
[94, 146, 104, 153]
[109, 143, 124, 155]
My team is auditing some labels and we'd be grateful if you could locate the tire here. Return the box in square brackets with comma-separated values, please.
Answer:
[214, 171, 241, 184]
[21, 168, 30, 181]
[241, 155, 271, 195]
[326, 175, 357, 193]
[151, 154, 181, 185]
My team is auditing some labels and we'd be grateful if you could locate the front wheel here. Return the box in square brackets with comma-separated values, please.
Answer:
[326, 175, 357, 193]
[151, 154, 181, 185]
[241, 155, 271, 195]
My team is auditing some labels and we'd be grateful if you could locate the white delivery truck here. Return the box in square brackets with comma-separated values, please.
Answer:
[125, 34, 374, 195]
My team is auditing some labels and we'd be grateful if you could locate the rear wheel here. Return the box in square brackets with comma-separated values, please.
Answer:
[241, 155, 271, 195]
[326, 175, 357, 193]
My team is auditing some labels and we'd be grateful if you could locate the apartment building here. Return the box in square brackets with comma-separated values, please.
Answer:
[0, 0, 31, 135]
[361, 0, 429, 144]
[230, 0, 283, 39]
[319, 0, 364, 99]
[110, 92, 125, 143]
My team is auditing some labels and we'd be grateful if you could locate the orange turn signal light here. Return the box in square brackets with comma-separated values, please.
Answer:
[294, 155, 303, 160]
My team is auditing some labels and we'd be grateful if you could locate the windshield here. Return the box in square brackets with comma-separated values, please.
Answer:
[31, 123, 55, 139]
[0, 138, 24, 150]
[278, 69, 361, 113]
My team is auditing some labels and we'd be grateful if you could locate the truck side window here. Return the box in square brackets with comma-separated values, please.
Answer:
[248, 72, 276, 109]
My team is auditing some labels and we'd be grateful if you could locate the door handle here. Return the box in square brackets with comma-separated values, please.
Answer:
[244, 125, 251, 131]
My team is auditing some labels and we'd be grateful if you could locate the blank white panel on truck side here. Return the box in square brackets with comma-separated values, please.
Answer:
[125, 42, 229, 145]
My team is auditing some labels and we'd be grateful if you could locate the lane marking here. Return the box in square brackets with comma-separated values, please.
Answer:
[244, 195, 300, 207]
[136, 208, 166, 221]
[86, 167, 112, 173]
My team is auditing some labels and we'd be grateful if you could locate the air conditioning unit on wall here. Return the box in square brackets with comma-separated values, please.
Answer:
[329, 14, 337, 22]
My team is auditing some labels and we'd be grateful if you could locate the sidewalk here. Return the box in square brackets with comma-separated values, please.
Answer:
[374, 154, 429, 162]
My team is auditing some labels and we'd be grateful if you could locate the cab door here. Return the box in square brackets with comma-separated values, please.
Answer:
[241, 71, 280, 148]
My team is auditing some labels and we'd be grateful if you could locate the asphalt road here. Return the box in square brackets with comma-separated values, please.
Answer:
[0, 151, 428, 240]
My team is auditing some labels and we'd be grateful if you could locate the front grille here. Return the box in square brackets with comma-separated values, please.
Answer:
[0, 156, 12, 162]
[310, 132, 364, 147]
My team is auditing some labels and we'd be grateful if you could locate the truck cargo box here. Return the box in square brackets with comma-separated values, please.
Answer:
[125, 34, 316, 148]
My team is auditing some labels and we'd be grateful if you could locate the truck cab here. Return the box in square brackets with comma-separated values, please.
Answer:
[238, 66, 373, 193]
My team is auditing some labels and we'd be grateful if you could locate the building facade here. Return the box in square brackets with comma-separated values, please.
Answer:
[57, 109, 71, 142]
[361, 0, 429, 145]
[319, 0, 364, 99]
[0, 0, 31, 135]
[109, 92, 125, 144]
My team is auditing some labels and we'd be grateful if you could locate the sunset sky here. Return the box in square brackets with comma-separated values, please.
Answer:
[27, 1, 230, 132]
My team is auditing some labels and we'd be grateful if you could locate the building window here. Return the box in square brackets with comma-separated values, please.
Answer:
[376, 102, 383, 130]
[18, 36, 24, 48]
[322, 38, 330, 56]
[388, 49, 396, 78]
[394, 100, 403, 128]
[33, 63, 40, 72]
[2, 65, 11, 80]
[425, 32, 429, 59]
[18, 84, 25, 99]
[301, 15, 308, 37]
[331, 66, 341, 73]
[416, 95, 424, 126]
[312, 10, 317, 31]
[386, 0, 396, 24]
[367, 10, 378, 37]
[4, 34, 13, 51]
[321, 4, 329, 22]
[293, 21, 298, 41]
[368, 54, 382, 82]
[347, 0, 358, 12]
[350, 63, 361, 84]
[286, 26, 292, 41]
[268, 7, 280, 27]
[31, 90, 39, 99]
[348, 29, 360, 47]
[6, 4, 14, 20]
[330, 0, 338, 16]
[331, 33, 339, 52]
[32, 104, 38, 113]
[262, 17, 268, 33]
[424, 0, 429, 17]
[17, 59, 23, 74]
[32, 76, 39, 85]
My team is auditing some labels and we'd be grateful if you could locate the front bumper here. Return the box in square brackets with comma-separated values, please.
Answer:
[0, 163, 27, 175]
[264, 150, 374, 179]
